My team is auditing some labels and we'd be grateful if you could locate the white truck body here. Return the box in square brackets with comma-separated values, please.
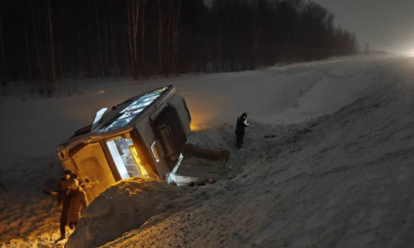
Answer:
[56, 85, 229, 201]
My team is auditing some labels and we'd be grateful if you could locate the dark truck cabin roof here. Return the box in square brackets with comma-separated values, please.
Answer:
[63, 85, 173, 145]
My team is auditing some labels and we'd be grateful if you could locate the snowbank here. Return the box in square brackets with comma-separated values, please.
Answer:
[1, 54, 412, 247]
[96, 56, 414, 247]
[65, 178, 195, 248]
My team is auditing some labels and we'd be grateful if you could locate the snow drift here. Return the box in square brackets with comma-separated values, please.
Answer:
[65, 178, 195, 248]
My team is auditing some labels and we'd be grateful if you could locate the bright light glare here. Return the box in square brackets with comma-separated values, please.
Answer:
[405, 50, 414, 57]
[129, 146, 148, 177]
[190, 124, 206, 131]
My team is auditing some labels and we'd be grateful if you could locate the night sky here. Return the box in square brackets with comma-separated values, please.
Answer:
[312, 0, 414, 55]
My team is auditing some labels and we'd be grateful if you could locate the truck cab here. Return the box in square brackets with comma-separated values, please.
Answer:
[56, 85, 229, 202]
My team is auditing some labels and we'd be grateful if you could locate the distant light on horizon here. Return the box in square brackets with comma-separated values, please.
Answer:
[311, 0, 414, 58]
[406, 50, 414, 57]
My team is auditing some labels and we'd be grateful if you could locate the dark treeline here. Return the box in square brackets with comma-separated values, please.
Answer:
[0, 0, 357, 95]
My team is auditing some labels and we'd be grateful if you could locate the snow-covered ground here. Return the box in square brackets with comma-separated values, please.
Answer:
[1, 54, 414, 247]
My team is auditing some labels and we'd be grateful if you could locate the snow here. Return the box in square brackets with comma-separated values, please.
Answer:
[65, 178, 195, 248]
[1, 54, 414, 247]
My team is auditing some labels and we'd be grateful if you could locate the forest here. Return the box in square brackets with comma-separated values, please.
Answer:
[0, 0, 358, 95]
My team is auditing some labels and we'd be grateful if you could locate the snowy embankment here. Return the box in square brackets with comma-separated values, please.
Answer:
[66, 55, 414, 248]
[1, 54, 413, 247]
[66, 178, 196, 248]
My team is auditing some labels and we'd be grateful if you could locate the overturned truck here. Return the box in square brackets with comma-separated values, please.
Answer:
[56, 85, 230, 201]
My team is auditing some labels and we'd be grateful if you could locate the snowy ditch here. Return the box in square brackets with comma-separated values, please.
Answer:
[65, 119, 284, 247]
[72, 56, 414, 247]
[65, 179, 196, 248]
[2, 54, 414, 247]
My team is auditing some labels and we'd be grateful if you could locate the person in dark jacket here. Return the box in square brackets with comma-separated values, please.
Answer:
[43, 170, 74, 241]
[56, 189, 73, 242]
[235, 112, 249, 149]
[67, 178, 88, 230]
[57, 170, 74, 204]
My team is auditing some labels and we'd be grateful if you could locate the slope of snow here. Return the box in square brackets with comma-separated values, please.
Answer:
[65, 178, 196, 248]
[1, 54, 411, 247]
[93, 55, 414, 248]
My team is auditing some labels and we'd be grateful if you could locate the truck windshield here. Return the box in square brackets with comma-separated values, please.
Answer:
[105, 86, 168, 131]
[105, 133, 148, 180]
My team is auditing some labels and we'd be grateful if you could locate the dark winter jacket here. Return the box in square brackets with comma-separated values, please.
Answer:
[235, 113, 249, 136]
[57, 177, 71, 205]
[60, 193, 73, 222]
[67, 187, 88, 223]
[57, 173, 80, 202]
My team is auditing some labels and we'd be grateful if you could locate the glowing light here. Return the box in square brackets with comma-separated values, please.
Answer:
[129, 146, 148, 177]
[190, 124, 205, 131]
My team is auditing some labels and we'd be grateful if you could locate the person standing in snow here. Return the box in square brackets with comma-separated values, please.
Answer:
[57, 170, 75, 204]
[42, 169, 73, 202]
[235, 112, 249, 149]
[67, 178, 88, 230]
[43, 169, 74, 241]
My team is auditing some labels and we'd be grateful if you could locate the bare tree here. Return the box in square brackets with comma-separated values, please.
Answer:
[109, 1, 118, 76]
[77, 16, 84, 81]
[95, 0, 105, 77]
[171, 0, 182, 74]
[157, 0, 164, 74]
[103, 3, 110, 76]
[165, 1, 172, 75]
[58, 46, 64, 88]
[133, 0, 140, 76]
[140, 3, 146, 76]
[88, 1, 94, 76]
[47, 0, 56, 96]
[32, 3, 43, 82]
[127, 0, 133, 76]
[24, 5, 32, 83]
[252, 2, 262, 64]
[127, 0, 140, 78]
[0, 3, 7, 86]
